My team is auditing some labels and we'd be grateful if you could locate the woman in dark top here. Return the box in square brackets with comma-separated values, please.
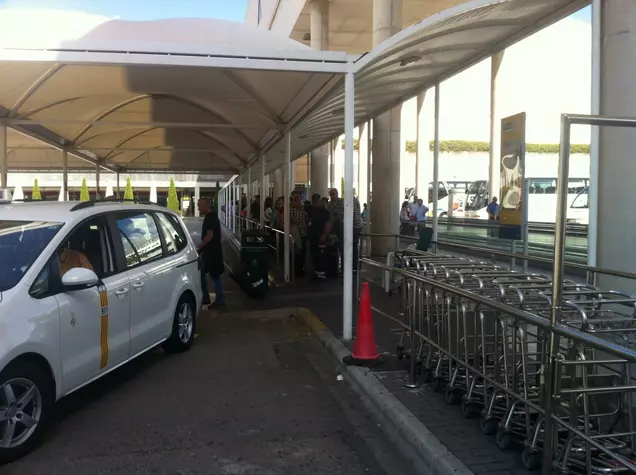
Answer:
[197, 197, 225, 308]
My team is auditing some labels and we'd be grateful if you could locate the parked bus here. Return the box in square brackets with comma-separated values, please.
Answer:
[463, 177, 590, 223]
[405, 181, 470, 217]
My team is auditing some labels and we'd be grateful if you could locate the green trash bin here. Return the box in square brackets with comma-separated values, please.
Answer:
[240, 230, 269, 298]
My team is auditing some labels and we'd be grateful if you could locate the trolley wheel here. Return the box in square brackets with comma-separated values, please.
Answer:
[479, 415, 498, 435]
[495, 428, 512, 451]
[421, 369, 432, 383]
[521, 448, 541, 471]
[461, 400, 479, 419]
[445, 388, 461, 405]
[431, 378, 443, 393]
[396, 345, 405, 360]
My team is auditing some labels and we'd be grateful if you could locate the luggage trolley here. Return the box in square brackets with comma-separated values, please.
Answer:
[387, 251, 636, 473]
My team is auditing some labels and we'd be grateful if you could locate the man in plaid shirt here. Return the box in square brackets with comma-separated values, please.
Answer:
[291, 191, 307, 275]
[328, 188, 364, 274]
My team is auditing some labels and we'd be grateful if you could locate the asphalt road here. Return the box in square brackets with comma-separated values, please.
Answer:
[3, 301, 408, 475]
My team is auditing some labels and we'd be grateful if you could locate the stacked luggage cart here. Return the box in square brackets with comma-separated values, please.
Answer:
[370, 249, 636, 474]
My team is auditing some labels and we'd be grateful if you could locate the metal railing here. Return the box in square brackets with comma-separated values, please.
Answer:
[359, 232, 636, 287]
[358, 253, 636, 474]
[401, 217, 589, 237]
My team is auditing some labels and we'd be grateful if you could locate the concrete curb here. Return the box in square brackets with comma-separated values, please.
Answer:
[297, 308, 473, 475]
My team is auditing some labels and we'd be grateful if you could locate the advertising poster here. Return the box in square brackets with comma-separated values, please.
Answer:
[498, 113, 526, 240]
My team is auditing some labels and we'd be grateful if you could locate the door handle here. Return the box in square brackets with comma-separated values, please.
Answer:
[132, 281, 145, 290]
[114, 287, 129, 296]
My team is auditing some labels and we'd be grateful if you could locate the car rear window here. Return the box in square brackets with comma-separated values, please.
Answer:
[0, 220, 63, 292]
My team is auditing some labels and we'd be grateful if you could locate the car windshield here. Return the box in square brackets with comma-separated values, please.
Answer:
[0, 220, 63, 292]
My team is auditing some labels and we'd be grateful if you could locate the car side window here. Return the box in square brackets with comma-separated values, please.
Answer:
[58, 218, 115, 279]
[156, 213, 187, 255]
[117, 213, 163, 268]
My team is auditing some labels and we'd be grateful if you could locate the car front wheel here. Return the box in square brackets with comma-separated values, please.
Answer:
[0, 360, 54, 464]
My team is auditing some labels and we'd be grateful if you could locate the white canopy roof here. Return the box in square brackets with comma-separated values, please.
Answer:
[0, 0, 588, 177]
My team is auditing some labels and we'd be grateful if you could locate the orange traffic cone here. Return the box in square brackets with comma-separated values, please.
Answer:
[343, 282, 380, 366]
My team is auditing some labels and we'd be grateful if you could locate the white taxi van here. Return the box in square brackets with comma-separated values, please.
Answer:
[0, 198, 202, 462]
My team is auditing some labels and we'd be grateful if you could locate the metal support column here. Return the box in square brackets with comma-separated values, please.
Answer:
[489, 52, 505, 202]
[194, 185, 200, 217]
[95, 163, 100, 200]
[0, 123, 7, 189]
[247, 165, 252, 212]
[260, 153, 266, 228]
[432, 83, 440, 243]
[588, 0, 601, 268]
[543, 115, 571, 473]
[62, 149, 68, 201]
[307, 152, 314, 200]
[232, 180, 237, 233]
[329, 140, 335, 189]
[283, 132, 291, 283]
[116, 173, 120, 198]
[343, 71, 355, 341]
[416, 91, 427, 196]
[366, 120, 372, 217]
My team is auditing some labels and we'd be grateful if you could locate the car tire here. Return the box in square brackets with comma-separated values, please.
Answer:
[163, 294, 197, 354]
[0, 359, 55, 464]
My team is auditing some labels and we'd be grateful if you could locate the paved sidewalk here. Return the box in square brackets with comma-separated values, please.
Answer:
[5, 293, 402, 475]
[262, 275, 534, 475]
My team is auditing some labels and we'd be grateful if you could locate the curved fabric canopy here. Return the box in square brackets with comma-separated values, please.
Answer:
[0, 10, 349, 176]
[0, 0, 588, 176]
[288, 0, 588, 164]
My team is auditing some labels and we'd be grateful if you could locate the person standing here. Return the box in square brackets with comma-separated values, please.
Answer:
[487, 197, 500, 220]
[352, 194, 364, 273]
[327, 188, 344, 272]
[290, 191, 307, 276]
[308, 193, 332, 280]
[408, 195, 420, 219]
[197, 197, 226, 308]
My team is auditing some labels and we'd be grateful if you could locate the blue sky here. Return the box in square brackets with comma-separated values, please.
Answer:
[0, 0, 249, 21]
[572, 5, 591, 23]
[0, 0, 590, 24]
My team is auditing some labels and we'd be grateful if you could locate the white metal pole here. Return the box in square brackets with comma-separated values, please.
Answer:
[247, 165, 252, 202]
[0, 123, 6, 189]
[232, 181, 237, 233]
[330, 140, 336, 189]
[116, 173, 120, 198]
[343, 71, 355, 342]
[588, 0, 601, 268]
[95, 163, 100, 200]
[194, 184, 200, 217]
[416, 91, 426, 197]
[357, 125, 362, 197]
[432, 83, 440, 242]
[307, 152, 313, 200]
[522, 178, 529, 273]
[489, 52, 504, 203]
[260, 153, 266, 228]
[366, 120, 372, 218]
[283, 132, 291, 282]
[62, 149, 68, 201]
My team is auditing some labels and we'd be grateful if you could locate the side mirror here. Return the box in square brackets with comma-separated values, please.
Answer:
[61, 267, 100, 291]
